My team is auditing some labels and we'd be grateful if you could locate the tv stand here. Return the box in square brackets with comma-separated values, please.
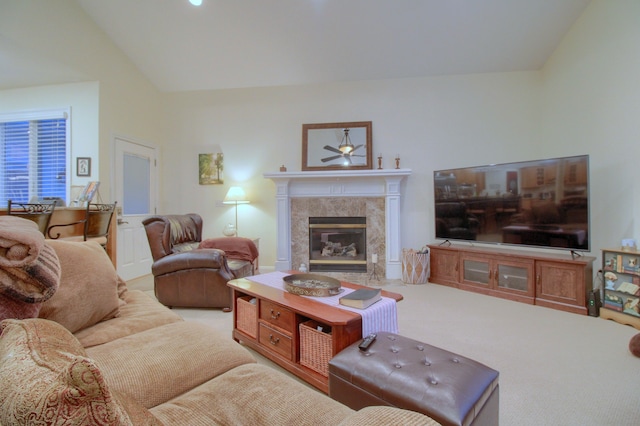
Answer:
[428, 244, 595, 315]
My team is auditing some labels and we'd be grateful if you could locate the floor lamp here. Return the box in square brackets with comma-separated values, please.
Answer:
[223, 186, 250, 236]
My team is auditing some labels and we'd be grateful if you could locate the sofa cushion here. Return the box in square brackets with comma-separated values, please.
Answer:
[111, 389, 164, 426]
[74, 289, 183, 348]
[0, 318, 136, 425]
[150, 363, 354, 425]
[39, 240, 122, 333]
[338, 406, 440, 426]
[86, 320, 257, 408]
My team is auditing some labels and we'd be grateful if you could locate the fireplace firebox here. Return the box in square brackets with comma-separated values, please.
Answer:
[309, 217, 367, 273]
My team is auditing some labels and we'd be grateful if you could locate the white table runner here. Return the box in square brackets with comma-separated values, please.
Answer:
[246, 271, 398, 336]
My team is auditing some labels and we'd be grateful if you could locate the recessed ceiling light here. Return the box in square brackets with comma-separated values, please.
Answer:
[189, 0, 202, 6]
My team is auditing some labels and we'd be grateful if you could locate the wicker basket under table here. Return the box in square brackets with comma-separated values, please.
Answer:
[236, 296, 257, 338]
[299, 320, 333, 377]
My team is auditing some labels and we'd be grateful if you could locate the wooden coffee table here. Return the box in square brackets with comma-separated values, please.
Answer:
[227, 274, 403, 393]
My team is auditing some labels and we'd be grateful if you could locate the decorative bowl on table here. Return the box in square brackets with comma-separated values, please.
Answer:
[283, 274, 342, 297]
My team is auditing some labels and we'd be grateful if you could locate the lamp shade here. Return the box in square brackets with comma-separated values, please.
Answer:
[223, 186, 250, 204]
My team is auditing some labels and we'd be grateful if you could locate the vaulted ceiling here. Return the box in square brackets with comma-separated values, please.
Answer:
[4, 0, 592, 92]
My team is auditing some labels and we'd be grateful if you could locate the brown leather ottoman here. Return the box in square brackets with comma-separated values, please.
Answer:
[328, 332, 499, 426]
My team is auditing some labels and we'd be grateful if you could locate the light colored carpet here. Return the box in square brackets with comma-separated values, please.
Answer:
[128, 274, 639, 425]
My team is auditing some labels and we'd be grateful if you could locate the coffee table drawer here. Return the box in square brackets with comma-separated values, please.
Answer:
[259, 323, 293, 360]
[260, 300, 295, 332]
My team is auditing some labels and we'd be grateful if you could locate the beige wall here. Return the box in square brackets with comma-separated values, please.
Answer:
[0, 82, 99, 192]
[163, 0, 640, 269]
[1, 0, 638, 272]
[0, 0, 165, 201]
[163, 72, 542, 266]
[540, 0, 640, 259]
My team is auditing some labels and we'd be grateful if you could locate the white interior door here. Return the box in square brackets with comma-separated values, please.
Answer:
[114, 136, 157, 280]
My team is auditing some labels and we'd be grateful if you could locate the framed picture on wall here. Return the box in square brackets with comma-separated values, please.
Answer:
[302, 121, 372, 171]
[76, 181, 100, 205]
[198, 152, 224, 185]
[77, 157, 91, 177]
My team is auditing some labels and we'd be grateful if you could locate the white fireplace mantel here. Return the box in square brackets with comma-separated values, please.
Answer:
[264, 169, 411, 279]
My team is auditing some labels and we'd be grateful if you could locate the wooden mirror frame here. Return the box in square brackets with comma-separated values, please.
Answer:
[302, 121, 372, 171]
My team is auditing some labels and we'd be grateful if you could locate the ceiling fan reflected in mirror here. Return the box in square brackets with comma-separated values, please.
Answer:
[321, 128, 365, 164]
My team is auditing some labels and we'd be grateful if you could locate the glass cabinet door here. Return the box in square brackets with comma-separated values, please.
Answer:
[463, 259, 490, 286]
[496, 264, 529, 292]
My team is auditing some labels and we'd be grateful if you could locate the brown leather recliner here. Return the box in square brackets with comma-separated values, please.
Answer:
[142, 213, 240, 311]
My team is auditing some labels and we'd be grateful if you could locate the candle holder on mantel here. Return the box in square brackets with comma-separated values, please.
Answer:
[377, 154, 383, 170]
[369, 253, 380, 281]
[395, 155, 400, 169]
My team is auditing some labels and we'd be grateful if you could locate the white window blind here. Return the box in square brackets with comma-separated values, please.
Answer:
[0, 109, 69, 205]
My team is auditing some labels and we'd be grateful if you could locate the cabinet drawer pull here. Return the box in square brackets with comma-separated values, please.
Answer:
[270, 309, 280, 320]
[269, 334, 280, 345]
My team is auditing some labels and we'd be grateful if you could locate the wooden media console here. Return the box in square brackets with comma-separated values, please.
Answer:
[429, 244, 595, 315]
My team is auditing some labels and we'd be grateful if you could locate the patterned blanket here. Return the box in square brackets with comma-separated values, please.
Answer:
[0, 216, 61, 321]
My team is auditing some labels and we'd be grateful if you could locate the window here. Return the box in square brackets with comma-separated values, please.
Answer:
[0, 109, 69, 205]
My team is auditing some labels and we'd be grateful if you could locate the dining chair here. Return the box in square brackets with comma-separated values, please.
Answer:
[47, 202, 117, 248]
[7, 200, 57, 236]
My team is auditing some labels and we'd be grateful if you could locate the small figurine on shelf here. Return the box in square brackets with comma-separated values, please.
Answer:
[604, 272, 618, 290]
[395, 154, 400, 169]
[604, 257, 616, 271]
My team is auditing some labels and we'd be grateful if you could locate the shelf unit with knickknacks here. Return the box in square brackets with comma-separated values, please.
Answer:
[601, 248, 640, 330]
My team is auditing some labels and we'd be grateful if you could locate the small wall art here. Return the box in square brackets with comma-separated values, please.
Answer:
[77, 157, 91, 177]
[199, 153, 224, 185]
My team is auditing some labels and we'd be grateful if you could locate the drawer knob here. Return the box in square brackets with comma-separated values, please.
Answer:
[270, 309, 280, 320]
[269, 334, 280, 345]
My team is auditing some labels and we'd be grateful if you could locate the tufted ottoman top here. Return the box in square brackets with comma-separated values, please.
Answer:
[328, 332, 499, 426]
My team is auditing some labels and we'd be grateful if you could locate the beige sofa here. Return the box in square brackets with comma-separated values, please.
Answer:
[0, 239, 438, 425]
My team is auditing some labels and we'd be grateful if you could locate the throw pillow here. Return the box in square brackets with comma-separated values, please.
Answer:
[39, 240, 121, 333]
[0, 318, 134, 425]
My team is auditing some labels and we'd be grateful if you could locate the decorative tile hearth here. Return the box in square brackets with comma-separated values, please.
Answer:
[264, 169, 411, 279]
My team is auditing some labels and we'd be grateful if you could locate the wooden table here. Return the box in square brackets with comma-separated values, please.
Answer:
[227, 275, 403, 393]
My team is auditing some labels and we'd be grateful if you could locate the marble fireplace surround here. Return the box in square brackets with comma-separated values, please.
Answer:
[264, 169, 411, 279]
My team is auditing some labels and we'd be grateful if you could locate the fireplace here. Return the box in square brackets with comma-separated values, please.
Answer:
[264, 169, 411, 279]
[309, 217, 367, 273]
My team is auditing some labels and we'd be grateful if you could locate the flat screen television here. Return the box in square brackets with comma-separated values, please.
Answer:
[434, 155, 590, 252]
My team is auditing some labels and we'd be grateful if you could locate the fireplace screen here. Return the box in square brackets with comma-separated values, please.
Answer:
[309, 217, 367, 273]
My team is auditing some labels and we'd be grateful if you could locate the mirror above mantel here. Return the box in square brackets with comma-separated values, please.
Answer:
[302, 121, 372, 171]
